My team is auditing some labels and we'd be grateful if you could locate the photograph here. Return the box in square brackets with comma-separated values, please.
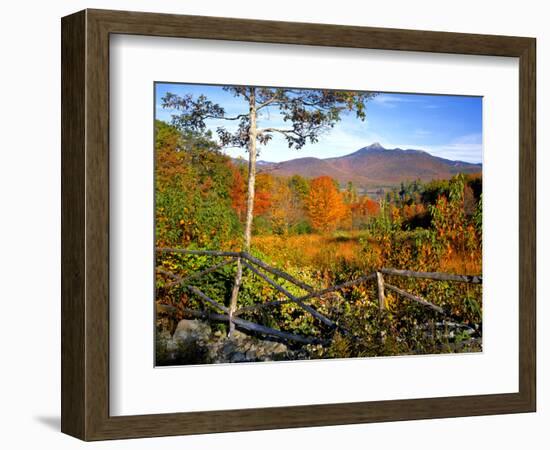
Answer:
[154, 83, 483, 366]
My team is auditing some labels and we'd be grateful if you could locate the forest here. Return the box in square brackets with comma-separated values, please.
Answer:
[155, 118, 483, 365]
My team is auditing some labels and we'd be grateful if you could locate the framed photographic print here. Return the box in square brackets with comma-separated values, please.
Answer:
[61, 9, 536, 440]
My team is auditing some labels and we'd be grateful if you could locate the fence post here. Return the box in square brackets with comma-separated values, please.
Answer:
[376, 271, 386, 310]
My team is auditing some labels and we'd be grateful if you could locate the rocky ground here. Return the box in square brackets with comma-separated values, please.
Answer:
[155, 317, 481, 366]
[156, 319, 313, 365]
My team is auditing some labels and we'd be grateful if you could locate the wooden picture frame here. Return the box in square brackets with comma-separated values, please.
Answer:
[61, 9, 536, 441]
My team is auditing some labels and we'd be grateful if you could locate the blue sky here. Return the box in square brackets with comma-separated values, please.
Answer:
[155, 83, 482, 164]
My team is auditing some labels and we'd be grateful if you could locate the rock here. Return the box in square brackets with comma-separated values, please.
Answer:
[264, 341, 288, 354]
[230, 352, 247, 363]
[165, 339, 178, 353]
[229, 329, 249, 342]
[172, 319, 212, 344]
[157, 329, 172, 342]
[245, 349, 257, 360]
[164, 320, 300, 364]
[273, 342, 288, 354]
[221, 339, 237, 357]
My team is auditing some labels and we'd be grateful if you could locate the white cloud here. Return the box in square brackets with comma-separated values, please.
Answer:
[418, 133, 482, 163]
[372, 94, 420, 108]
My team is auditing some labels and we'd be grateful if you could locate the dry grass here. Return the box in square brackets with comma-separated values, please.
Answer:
[252, 231, 480, 276]
[438, 252, 482, 275]
[252, 232, 374, 270]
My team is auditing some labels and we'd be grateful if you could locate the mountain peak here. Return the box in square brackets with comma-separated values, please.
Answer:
[256, 142, 482, 188]
[367, 142, 385, 150]
[347, 142, 386, 156]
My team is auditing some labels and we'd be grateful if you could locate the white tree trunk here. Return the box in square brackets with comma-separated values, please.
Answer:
[228, 88, 257, 336]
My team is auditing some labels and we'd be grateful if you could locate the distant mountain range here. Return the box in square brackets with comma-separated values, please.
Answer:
[246, 143, 481, 189]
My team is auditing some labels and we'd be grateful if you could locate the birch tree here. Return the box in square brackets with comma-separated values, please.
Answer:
[162, 87, 377, 336]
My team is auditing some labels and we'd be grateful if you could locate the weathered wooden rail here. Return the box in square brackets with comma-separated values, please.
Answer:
[155, 247, 482, 346]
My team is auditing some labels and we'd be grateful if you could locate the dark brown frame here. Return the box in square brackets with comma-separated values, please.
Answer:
[61, 9, 536, 441]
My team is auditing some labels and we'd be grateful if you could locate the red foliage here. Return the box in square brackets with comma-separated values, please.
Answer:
[254, 190, 272, 216]
[229, 165, 246, 220]
[351, 196, 379, 218]
[229, 166, 272, 219]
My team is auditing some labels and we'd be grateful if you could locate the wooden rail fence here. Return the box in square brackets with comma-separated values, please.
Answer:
[155, 248, 482, 345]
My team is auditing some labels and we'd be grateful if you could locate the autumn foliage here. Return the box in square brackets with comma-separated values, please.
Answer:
[229, 165, 246, 220]
[253, 173, 273, 217]
[155, 119, 483, 362]
[304, 176, 348, 232]
[350, 196, 380, 228]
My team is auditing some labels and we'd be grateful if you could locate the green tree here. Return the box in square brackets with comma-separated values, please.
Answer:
[155, 120, 239, 248]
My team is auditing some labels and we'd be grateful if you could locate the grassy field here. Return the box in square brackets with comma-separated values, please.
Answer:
[253, 230, 481, 276]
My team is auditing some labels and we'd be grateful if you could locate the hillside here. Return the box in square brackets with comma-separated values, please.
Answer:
[256, 143, 481, 189]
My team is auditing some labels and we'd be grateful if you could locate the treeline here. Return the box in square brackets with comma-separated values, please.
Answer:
[156, 119, 481, 248]
[231, 169, 380, 235]
[155, 120, 380, 246]
[382, 176, 481, 229]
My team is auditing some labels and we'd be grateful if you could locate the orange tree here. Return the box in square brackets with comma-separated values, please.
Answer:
[304, 176, 348, 233]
